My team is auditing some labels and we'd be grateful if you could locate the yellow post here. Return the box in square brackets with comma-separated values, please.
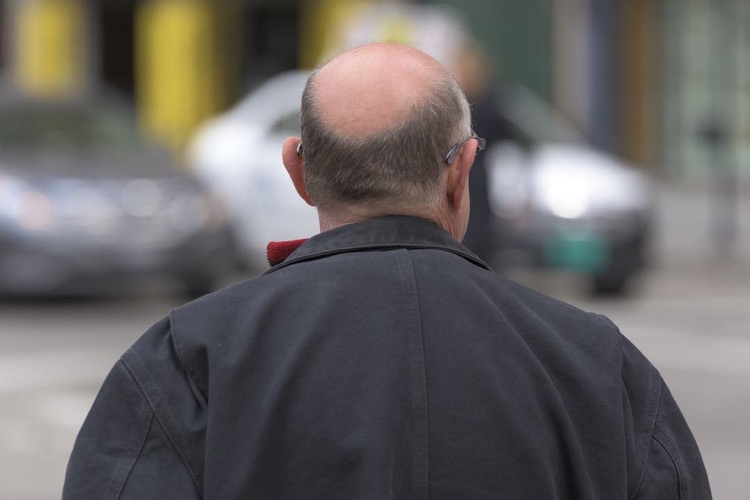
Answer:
[15, 0, 87, 98]
[135, 0, 225, 156]
[618, 0, 658, 168]
[300, 0, 367, 68]
[212, 1, 243, 113]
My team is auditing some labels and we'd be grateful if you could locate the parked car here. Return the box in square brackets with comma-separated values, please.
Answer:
[485, 84, 652, 294]
[188, 71, 318, 270]
[189, 71, 652, 294]
[0, 91, 234, 297]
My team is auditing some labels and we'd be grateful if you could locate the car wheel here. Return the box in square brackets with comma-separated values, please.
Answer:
[591, 269, 630, 296]
[590, 236, 646, 296]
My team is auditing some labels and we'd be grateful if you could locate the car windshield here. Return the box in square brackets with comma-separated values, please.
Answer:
[499, 84, 587, 145]
[0, 105, 140, 154]
[234, 71, 309, 126]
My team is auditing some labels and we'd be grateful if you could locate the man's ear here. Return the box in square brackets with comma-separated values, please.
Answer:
[446, 139, 476, 211]
[282, 137, 315, 206]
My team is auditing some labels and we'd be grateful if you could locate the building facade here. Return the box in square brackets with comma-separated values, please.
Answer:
[0, 0, 748, 183]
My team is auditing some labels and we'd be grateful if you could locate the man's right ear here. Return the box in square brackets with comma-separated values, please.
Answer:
[282, 137, 315, 206]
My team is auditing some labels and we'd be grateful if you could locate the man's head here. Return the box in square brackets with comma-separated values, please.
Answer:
[281, 43, 481, 240]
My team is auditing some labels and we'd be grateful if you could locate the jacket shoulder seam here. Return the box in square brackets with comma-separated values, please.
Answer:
[121, 349, 204, 496]
[629, 373, 664, 499]
[169, 309, 208, 407]
[651, 427, 687, 500]
[106, 397, 154, 500]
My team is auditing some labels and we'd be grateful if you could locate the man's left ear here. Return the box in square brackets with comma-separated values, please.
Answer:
[282, 137, 315, 206]
[446, 140, 476, 210]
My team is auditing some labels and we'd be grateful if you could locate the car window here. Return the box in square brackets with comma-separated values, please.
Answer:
[0, 106, 141, 154]
[270, 111, 301, 136]
[500, 84, 587, 145]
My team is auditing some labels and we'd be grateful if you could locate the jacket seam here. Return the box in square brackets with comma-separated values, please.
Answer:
[169, 310, 208, 409]
[395, 249, 430, 500]
[104, 382, 153, 500]
[122, 350, 204, 497]
[629, 373, 664, 499]
[652, 426, 687, 500]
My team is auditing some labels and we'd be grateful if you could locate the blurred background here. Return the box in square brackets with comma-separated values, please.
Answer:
[0, 0, 748, 498]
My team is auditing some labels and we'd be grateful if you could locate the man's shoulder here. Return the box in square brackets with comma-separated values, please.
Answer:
[503, 275, 617, 328]
[444, 260, 626, 366]
[416, 247, 621, 339]
[122, 274, 282, 393]
[170, 272, 279, 339]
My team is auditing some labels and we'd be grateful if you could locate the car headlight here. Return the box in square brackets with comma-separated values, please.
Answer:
[122, 179, 163, 217]
[0, 174, 25, 218]
[539, 175, 589, 219]
[168, 190, 228, 233]
[0, 174, 56, 232]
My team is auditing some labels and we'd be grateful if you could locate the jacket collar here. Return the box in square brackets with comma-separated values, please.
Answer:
[264, 215, 491, 274]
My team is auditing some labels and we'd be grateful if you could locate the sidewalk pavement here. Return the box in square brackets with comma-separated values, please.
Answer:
[652, 180, 750, 272]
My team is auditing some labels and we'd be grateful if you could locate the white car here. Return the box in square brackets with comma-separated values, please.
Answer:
[486, 84, 653, 294]
[188, 71, 318, 270]
[189, 72, 652, 293]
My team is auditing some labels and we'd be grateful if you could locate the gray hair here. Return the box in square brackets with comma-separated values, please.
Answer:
[299, 70, 472, 212]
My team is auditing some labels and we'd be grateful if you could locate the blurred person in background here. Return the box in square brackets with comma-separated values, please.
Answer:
[63, 43, 710, 499]
[453, 40, 532, 265]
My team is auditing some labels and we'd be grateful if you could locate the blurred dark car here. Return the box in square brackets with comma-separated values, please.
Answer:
[0, 92, 234, 297]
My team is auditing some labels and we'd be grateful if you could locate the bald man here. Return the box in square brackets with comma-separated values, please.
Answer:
[64, 44, 710, 499]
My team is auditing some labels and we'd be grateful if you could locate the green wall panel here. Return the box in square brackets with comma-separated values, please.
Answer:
[433, 0, 552, 100]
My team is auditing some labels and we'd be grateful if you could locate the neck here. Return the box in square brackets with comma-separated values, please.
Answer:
[317, 201, 463, 241]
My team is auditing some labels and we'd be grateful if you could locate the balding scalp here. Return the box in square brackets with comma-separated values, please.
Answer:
[300, 43, 471, 213]
[311, 44, 442, 138]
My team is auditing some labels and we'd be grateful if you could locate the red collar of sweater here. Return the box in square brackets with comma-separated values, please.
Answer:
[266, 239, 308, 266]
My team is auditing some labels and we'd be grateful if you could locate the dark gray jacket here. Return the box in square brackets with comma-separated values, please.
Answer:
[64, 216, 711, 499]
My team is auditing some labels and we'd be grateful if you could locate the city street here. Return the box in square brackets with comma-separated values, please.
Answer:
[2, 0, 749, 498]
[1, 257, 749, 499]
